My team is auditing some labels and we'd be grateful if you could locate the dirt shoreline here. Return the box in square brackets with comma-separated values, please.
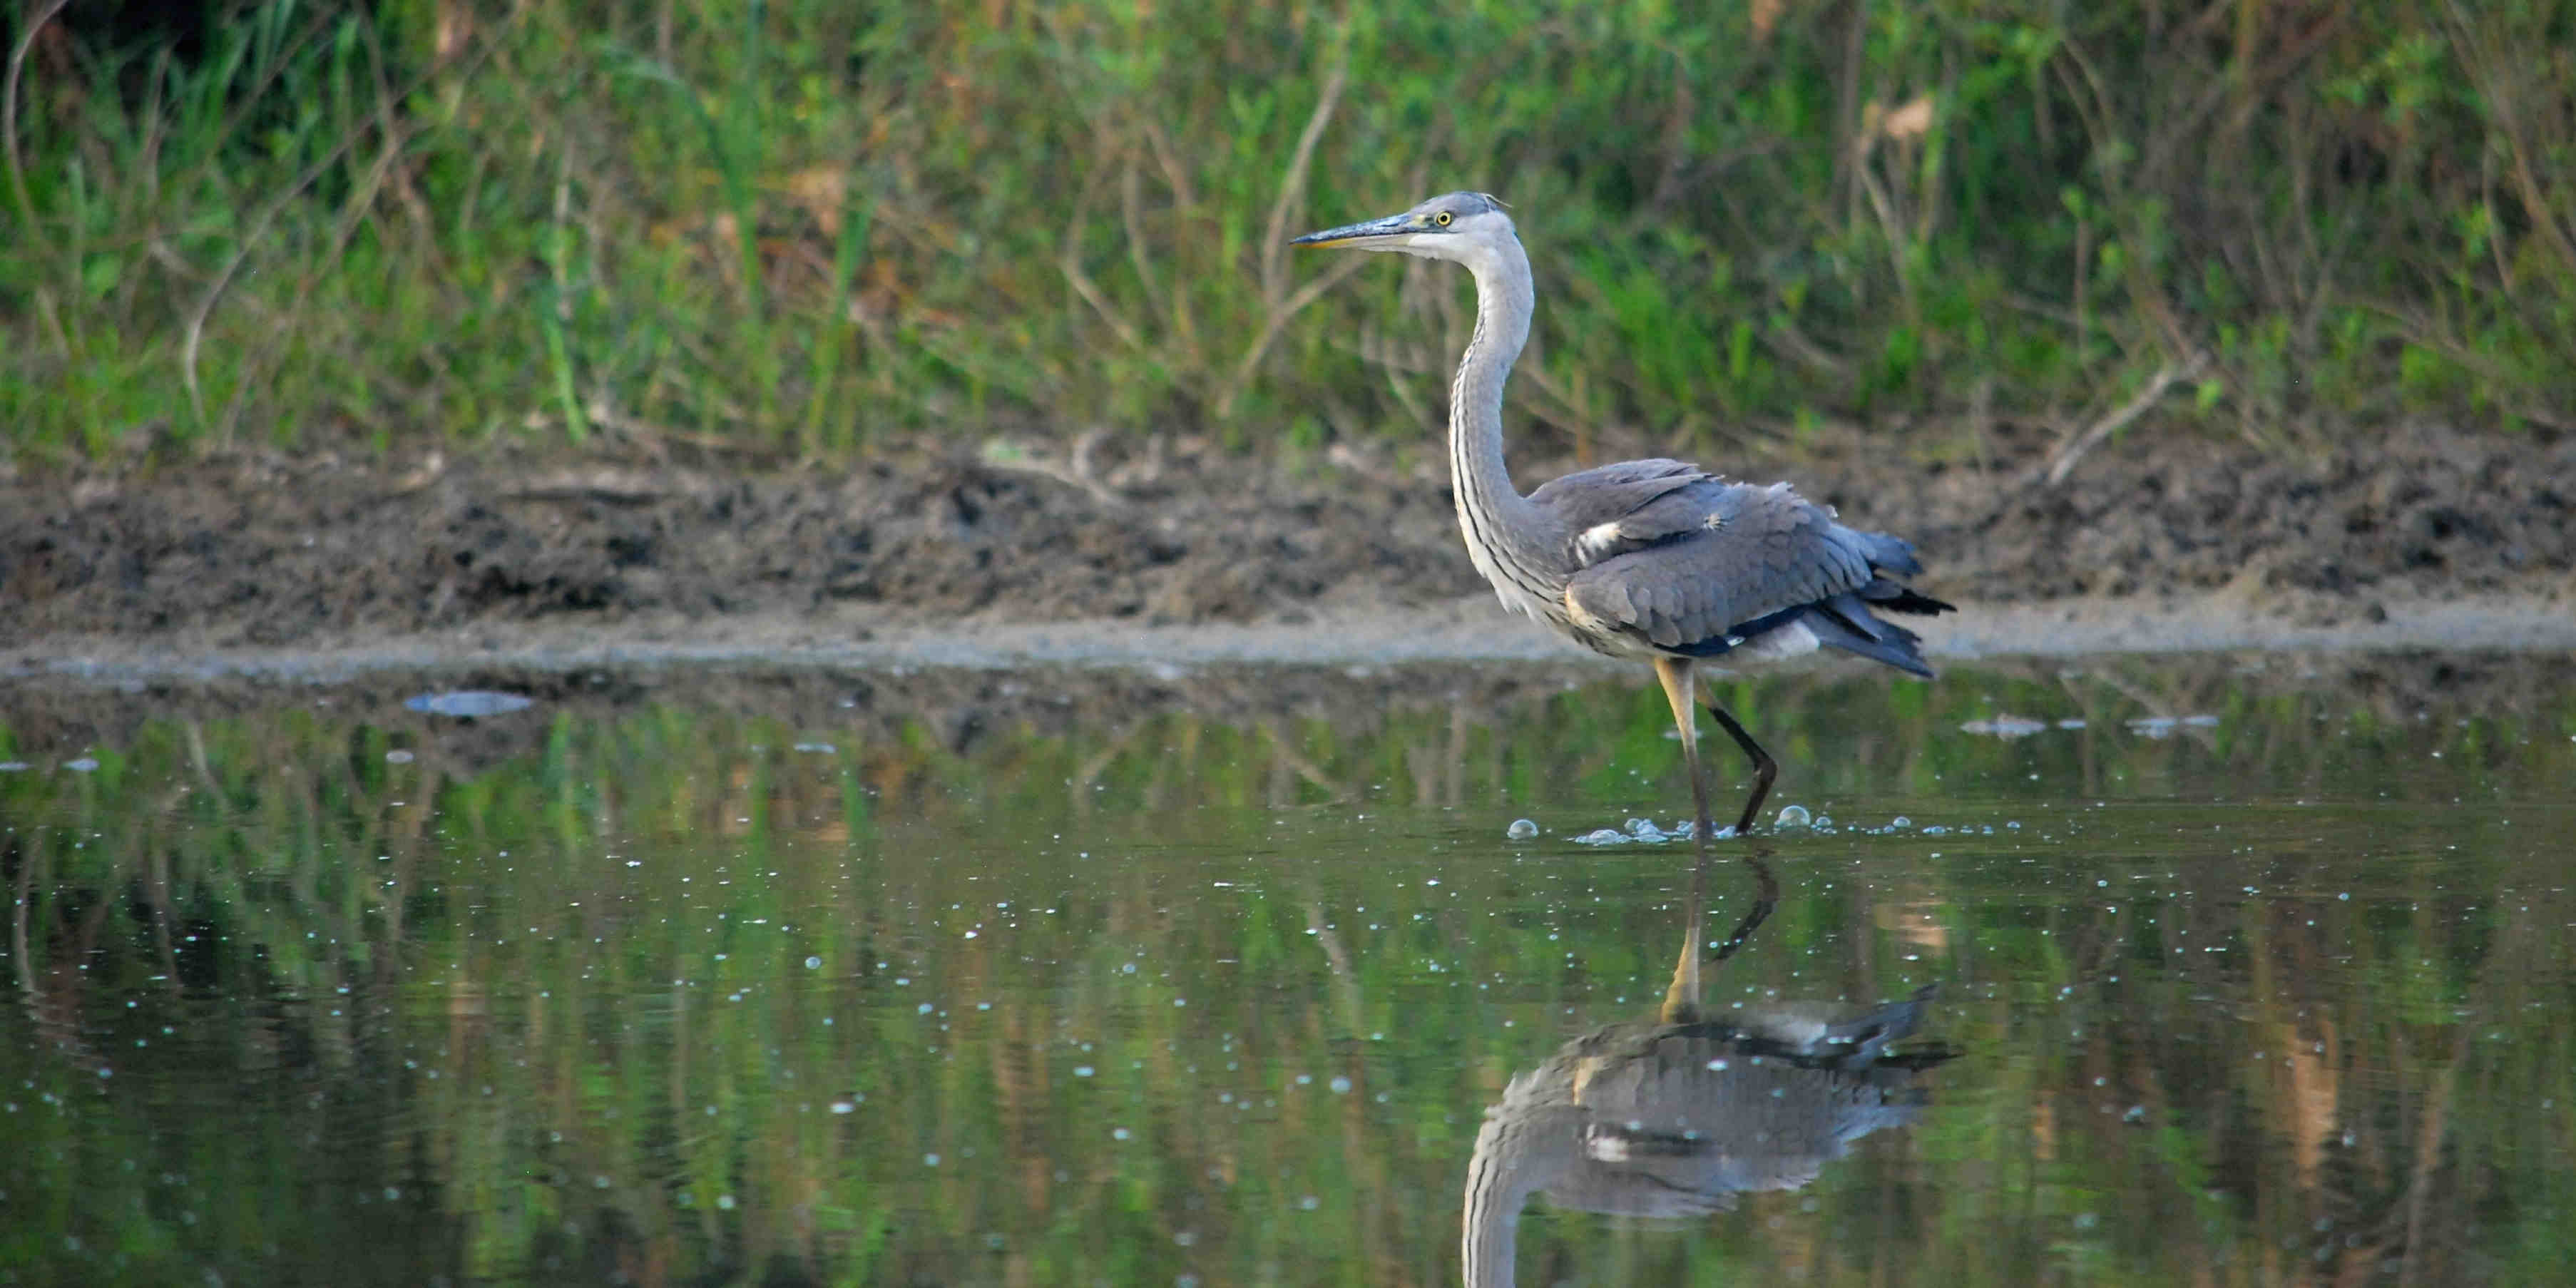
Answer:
[9, 592, 2575, 691]
[4, 606, 2570, 785]
[4, 421, 2569, 684]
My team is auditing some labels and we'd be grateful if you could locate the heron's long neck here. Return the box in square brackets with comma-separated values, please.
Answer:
[1451, 242, 1560, 593]
[1461, 1102, 1560, 1288]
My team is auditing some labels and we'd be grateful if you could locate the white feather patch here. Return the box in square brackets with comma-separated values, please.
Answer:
[1573, 520, 1626, 563]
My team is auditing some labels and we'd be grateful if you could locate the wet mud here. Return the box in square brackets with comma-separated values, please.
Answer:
[3, 421, 2568, 658]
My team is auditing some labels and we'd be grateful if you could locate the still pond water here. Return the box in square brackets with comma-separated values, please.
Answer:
[3, 653, 2573, 1287]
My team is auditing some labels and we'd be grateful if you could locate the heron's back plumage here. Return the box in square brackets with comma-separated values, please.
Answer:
[1537, 474, 1953, 673]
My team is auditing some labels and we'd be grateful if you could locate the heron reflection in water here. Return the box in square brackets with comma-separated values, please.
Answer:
[1459, 853, 1954, 1286]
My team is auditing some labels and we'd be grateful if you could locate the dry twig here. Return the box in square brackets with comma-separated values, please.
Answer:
[2041, 352, 2210, 486]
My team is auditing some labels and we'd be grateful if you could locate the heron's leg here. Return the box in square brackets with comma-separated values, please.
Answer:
[1667, 850, 1782, 1023]
[1709, 849, 1780, 964]
[1704, 702, 1777, 836]
[1651, 657, 1717, 842]
[1660, 854, 1709, 1024]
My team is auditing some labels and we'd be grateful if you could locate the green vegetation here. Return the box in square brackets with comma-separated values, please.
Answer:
[4, 663, 2575, 1282]
[5, 1, 2572, 464]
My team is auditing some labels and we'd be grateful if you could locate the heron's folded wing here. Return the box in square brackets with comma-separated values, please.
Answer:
[1562, 483, 1879, 650]
[1526, 459, 1710, 563]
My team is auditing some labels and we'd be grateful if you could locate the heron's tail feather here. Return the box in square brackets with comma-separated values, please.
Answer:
[1807, 594, 1936, 678]
[1852, 533, 1951, 617]
[1856, 531, 1926, 578]
[1816, 984, 1938, 1063]
[1859, 579, 1956, 617]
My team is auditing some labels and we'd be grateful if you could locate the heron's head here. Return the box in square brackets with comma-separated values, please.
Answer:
[1289, 191, 1516, 264]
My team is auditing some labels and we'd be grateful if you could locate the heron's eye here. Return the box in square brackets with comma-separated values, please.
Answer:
[1434, 211, 1453, 227]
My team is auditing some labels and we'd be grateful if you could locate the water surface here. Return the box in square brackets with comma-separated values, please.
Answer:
[3, 655, 2572, 1285]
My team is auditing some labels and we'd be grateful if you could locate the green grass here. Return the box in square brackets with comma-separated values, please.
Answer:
[3, 0, 2572, 464]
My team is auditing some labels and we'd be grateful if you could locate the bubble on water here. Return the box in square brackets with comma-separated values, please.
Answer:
[404, 690, 533, 717]
[1112, 1127, 1133, 1141]
[804, 956, 822, 970]
[64, 758, 101, 773]
[1578, 828, 1627, 846]
[1961, 715, 2047, 739]
[1773, 804, 1812, 829]
[923, 1153, 940, 1167]
[384, 750, 415, 764]
[829, 1098, 857, 1115]
[1506, 819, 1539, 841]
[716, 1194, 737, 1210]
[1329, 1075, 1351, 1094]
[1888, 815, 1911, 829]
[2056, 718, 2087, 729]
[792, 742, 837, 754]
[1073, 1065, 1095, 1078]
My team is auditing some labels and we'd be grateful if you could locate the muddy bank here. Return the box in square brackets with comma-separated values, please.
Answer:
[3, 421, 2570, 658]
[10, 592, 2575, 692]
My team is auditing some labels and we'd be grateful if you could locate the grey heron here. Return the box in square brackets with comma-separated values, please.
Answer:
[1292, 192, 1953, 838]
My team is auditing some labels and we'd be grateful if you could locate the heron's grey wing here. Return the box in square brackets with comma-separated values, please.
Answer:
[1525, 459, 1711, 557]
[1561, 481, 1882, 650]
[1542, 1031, 1934, 1214]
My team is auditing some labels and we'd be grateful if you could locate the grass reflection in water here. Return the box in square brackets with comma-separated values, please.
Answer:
[1, 655, 2572, 1284]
